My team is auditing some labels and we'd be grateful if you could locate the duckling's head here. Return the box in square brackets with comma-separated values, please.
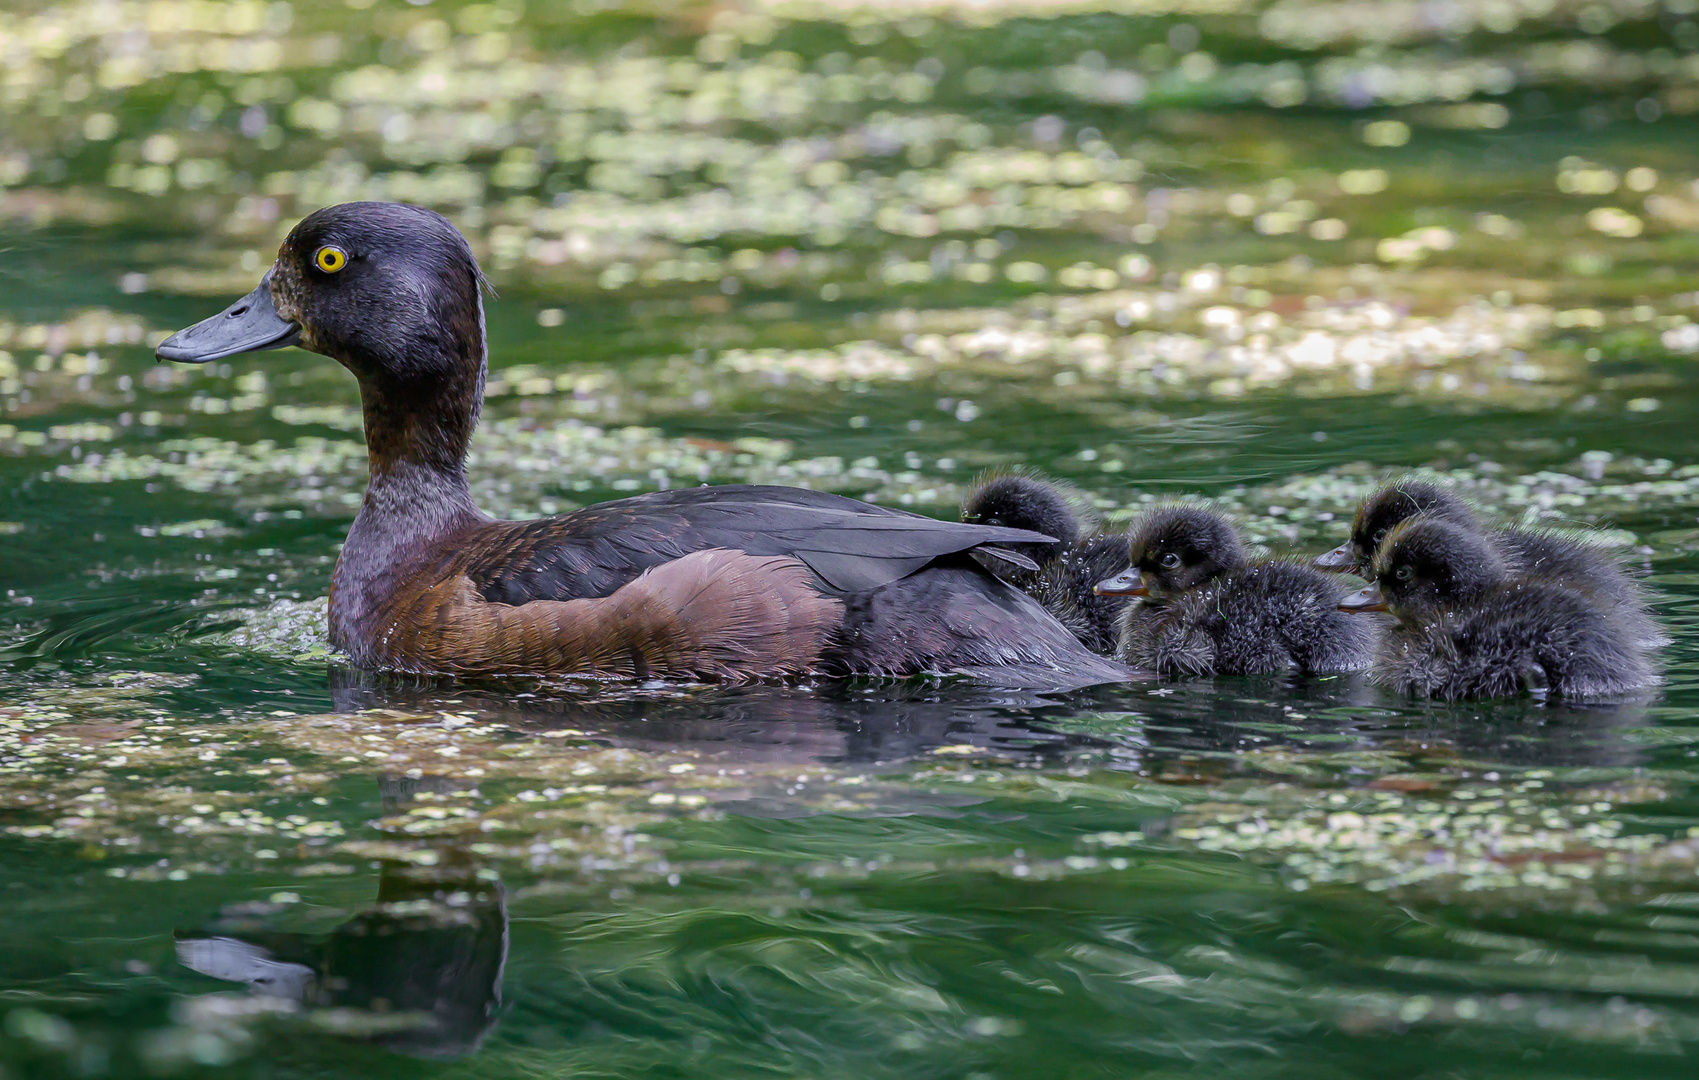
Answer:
[157, 203, 490, 471]
[1339, 515, 1506, 618]
[1097, 506, 1244, 602]
[1316, 479, 1475, 577]
[961, 474, 1082, 551]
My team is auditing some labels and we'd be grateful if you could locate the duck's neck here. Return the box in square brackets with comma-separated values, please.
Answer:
[329, 343, 488, 650]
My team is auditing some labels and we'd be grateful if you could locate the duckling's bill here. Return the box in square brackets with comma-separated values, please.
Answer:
[1338, 583, 1388, 613]
[1313, 543, 1359, 573]
[1094, 568, 1147, 597]
[155, 271, 300, 364]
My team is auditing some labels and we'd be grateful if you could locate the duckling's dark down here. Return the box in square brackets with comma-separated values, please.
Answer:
[155, 202, 1134, 688]
[1340, 516, 1657, 700]
[1100, 506, 1377, 677]
[959, 474, 1129, 654]
[1319, 478, 1664, 646]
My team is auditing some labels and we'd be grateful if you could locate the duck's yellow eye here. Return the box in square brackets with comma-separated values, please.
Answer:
[314, 246, 348, 273]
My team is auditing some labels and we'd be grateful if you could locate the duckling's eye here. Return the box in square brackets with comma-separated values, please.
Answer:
[314, 246, 348, 274]
[1159, 552, 1182, 569]
[1371, 528, 1387, 545]
[985, 517, 1003, 527]
[1394, 564, 1414, 581]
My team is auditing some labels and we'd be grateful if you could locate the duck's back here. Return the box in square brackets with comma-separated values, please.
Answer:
[359, 484, 1133, 686]
[1379, 583, 1656, 700]
[1120, 560, 1375, 676]
[469, 484, 1044, 602]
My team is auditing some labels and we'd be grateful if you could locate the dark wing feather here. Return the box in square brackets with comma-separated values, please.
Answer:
[774, 513, 1051, 591]
[790, 550, 934, 593]
[971, 547, 1043, 576]
[469, 484, 1055, 603]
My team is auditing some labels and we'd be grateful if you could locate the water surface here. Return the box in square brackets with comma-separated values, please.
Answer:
[5, 0, 1699, 1075]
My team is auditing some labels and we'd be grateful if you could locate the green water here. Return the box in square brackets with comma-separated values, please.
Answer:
[5, 0, 1699, 1075]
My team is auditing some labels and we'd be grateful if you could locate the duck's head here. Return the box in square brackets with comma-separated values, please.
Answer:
[961, 474, 1081, 552]
[1339, 515, 1505, 618]
[1316, 479, 1475, 577]
[157, 201, 489, 375]
[157, 202, 490, 472]
[157, 202, 489, 377]
[1095, 505, 1244, 602]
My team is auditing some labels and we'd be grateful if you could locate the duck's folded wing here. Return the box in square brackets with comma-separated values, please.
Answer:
[467, 484, 1055, 603]
[758, 513, 1050, 592]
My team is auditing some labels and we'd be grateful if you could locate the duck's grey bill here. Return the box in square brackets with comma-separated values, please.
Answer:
[155, 275, 299, 364]
[1094, 568, 1146, 597]
[1313, 544, 1358, 572]
[1337, 584, 1388, 613]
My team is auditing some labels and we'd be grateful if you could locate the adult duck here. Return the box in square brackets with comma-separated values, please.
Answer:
[156, 202, 1132, 688]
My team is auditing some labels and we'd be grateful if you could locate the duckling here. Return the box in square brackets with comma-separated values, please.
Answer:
[155, 202, 1136, 688]
[1096, 506, 1377, 677]
[1338, 516, 1657, 700]
[1317, 478, 1664, 645]
[961, 473, 1090, 570]
[960, 473, 1129, 654]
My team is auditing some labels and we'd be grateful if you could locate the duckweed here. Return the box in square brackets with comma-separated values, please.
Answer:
[4, 0, 1699, 1075]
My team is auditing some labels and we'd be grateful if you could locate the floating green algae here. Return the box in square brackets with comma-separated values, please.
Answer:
[5, 0, 1699, 1076]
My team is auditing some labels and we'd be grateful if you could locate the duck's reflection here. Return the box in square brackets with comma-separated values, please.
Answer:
[176, 778, 506, 1060]
[325, 666, 1655, 784]
[329, 666, 1117, 766]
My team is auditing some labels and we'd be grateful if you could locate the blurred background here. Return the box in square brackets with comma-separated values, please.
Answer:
[5, 0, 1699, 529]
[4, 0, 1699, 447]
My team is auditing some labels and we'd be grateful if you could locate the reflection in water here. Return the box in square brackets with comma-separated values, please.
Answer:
[1098, 674, 1658, 773]
[329, 666, 1118, 767]
[177, 779, 507, 1060]
[328, 665, 1655, 779]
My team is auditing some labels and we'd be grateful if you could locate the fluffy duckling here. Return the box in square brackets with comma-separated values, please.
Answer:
[960, 474, 1129, 654]
[1338, 516, 1658, 700]
[1318, 479, 1664, 645]
[1097, 506, 1377, 676]
[960, 473, 1089, 569]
